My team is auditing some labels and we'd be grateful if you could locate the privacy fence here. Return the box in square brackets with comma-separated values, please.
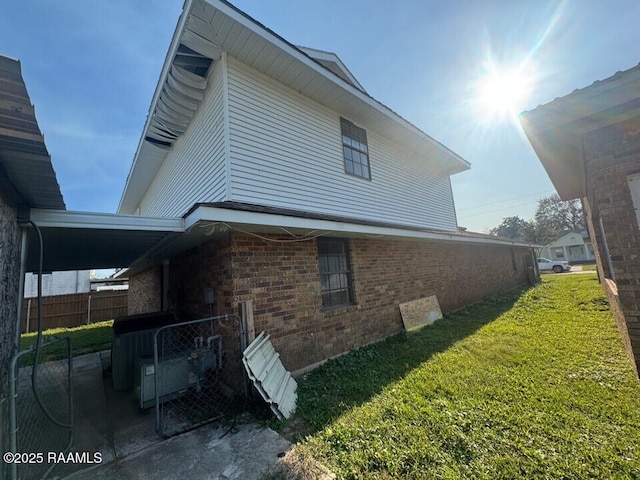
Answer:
[21, 291, 128, 332]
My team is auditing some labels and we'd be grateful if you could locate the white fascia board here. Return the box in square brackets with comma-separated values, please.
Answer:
[185, 205, 538, 248]
[29, 209, 184, 232]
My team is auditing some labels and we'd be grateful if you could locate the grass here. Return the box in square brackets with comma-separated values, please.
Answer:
[268, 274, 640, 479]
[19, 320, 113, 364]
[582, 264, 598, 271]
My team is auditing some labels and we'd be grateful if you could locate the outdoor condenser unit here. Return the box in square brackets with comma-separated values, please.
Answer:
[135, 335, 222, 409]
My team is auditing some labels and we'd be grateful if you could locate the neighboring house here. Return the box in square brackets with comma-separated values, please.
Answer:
[0, 54, 66, 475]
[118, 0, 537, 374]
[23, 270, 91, 298]
[521, 62, 640, 377]
[539, 231, 596, 264]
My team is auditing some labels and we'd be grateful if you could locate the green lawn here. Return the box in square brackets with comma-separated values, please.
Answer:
[20, 320, 113, 364]
[270, 274, 640, 479]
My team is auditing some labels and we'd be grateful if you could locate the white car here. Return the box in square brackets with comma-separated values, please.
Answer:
[537, 257, 571, 273]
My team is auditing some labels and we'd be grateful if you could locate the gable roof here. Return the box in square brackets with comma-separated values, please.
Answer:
[118, 0, 470, 214]
[0, 55, 64, 209]
[297, 46, 366, 93]
[520, 62, 640, 200]
[543, 230, 590, 248]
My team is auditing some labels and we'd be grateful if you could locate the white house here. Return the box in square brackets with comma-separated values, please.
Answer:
[117, 0, 537, 374]
[539, 231, 595, 263]
[23, 270, 91, 298]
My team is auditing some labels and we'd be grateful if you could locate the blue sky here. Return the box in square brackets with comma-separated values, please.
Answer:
[2, 0, 639, 232]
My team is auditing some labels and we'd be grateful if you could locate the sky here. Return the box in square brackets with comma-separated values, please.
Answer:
[1, 0, 640, 233]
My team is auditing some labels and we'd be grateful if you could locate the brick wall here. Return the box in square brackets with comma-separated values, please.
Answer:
[168, 233, 234, 320]
[128, 265, 162, 315]
[131, 231, 532, 373]
[160, 232, 529, 371]
[0, 192, 20, 463]
[231, 234, 530, 371]
[584, 117, 640, 374]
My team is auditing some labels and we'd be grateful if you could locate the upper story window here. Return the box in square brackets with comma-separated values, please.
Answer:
[341, 117, 371, 180]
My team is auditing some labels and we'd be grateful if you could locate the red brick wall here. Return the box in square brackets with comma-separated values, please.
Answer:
[131, 232, 531, 373]
[168, 233, 234, 320]
[228, 233, 530, 372]
[0, 192, 20, 462]
[584, 117, 640, 374]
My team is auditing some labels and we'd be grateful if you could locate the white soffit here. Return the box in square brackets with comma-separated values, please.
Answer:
[242, 332, 297, 421]
[26, 209, 184, 272]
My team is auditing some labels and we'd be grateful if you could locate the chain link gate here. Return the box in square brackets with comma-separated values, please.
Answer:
[8, 338, 73, 480]
[151, 315, 247, 438]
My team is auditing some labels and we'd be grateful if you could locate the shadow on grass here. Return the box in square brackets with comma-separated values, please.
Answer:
[287, 286, 529, 436]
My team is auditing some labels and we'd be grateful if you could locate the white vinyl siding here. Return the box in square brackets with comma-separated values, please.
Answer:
[138, 61, 227, 217]
[226, 56, 457, 231]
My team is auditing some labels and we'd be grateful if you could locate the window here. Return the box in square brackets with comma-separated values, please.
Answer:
[318, 238, 354, 309]
[555, 247, 565, 258]
[341, 117, 370, 179]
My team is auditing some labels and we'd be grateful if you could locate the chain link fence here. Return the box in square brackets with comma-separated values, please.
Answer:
[8, 337, 73, 480]
[150, 315, 247, 438]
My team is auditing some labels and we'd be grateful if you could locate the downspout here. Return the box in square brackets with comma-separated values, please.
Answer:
[14, 226, 28, 350]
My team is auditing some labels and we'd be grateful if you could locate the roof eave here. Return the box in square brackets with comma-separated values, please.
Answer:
[521, 63, 640, 201]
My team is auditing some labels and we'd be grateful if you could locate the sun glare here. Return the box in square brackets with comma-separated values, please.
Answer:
[473, 63, 534, 125]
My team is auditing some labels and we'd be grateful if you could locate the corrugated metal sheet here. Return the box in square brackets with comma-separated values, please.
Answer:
[242, 331, 297, 421]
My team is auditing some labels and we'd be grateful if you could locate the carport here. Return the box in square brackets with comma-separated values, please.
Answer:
[1, 54, 288, 480]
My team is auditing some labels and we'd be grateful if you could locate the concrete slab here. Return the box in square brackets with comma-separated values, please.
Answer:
[34, 351, 291, 480]
[67, 423, 290, 480]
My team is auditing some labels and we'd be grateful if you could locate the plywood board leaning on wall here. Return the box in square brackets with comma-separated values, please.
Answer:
[399, 295, 443, 331]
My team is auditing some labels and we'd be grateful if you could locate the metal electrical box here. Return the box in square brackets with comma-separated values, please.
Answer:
[134, 335, 222, 409]
[111, 311, 177, 391]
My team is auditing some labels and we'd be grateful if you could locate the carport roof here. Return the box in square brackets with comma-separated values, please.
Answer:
[26, 209, 184, 272]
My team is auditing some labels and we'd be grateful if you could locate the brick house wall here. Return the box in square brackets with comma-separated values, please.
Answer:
[0, 192, 20, 469]
[583, 117, 640, 375]
[144, 231, 531, 373]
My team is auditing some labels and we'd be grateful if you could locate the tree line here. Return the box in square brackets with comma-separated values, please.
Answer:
[489, 194, 585, 245]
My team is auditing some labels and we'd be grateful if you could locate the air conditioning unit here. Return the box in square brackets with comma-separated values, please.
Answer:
[135, 335, 222, 409]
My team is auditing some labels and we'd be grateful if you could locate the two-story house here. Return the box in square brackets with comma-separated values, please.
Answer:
[119, 0, 536, 374]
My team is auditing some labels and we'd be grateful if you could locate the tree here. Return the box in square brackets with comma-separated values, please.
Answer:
[489, 194, 585, 245]
[533, 194, 585, 244]
[490, 216, 535, 241]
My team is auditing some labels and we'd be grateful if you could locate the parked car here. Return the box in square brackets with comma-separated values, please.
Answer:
[537, 257, 571, 273]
